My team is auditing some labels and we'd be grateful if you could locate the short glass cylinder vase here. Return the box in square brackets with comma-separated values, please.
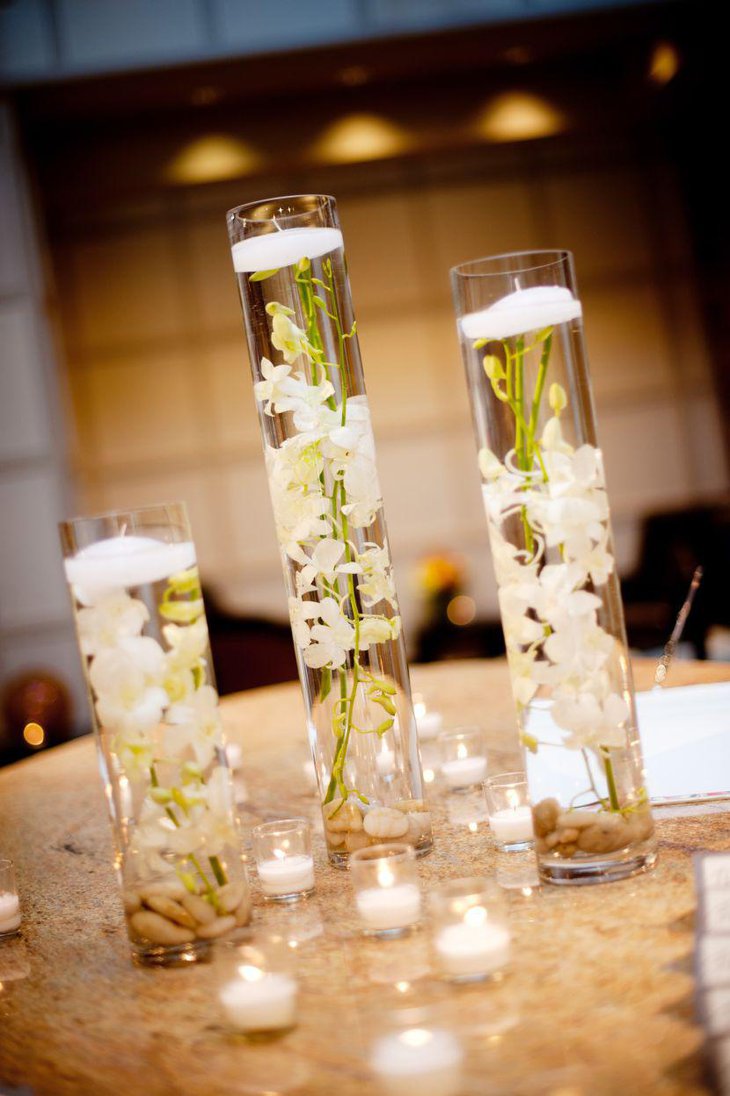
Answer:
[60, 503, 251, 963]
[451, 251, 656, 885]
[227, 195, 432, 866]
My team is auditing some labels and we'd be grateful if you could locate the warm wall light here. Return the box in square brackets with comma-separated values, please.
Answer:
[165, 134, 262, 185]
[23, 722, 45, 748]
[476, 92, 565, 143]
[311, 113, 410, 164]
[649, 41, 680, 85]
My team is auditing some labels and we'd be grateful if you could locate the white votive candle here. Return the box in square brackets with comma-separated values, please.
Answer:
[376, 745, 396, 777]
[441, 755, 487, 790]
[258, 854, 315, 898]
[371, 1027, 464, 1096]
[64, 535, 196, 596]
[416, 711, 443, 741]
[356, 883, 421, 932]
[460, 285, 582, 341]
[231, 226, 344, 273]
[225, 742, 243, 771]
[220, 968, 297, 1033]
[0, 892, 21, 935]
[488, 806, 534, 846]
[435, 921, 511, 980]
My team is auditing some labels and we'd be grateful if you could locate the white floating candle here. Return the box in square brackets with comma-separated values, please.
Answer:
[0, 892, 21, 934]
[441, 755, 487, 790]
[258, 854, 315, 898]
[231, 226, 344, 273]
[64, 535, 196, 596]
[488, 805, 534, 846]
[356, 882, 421, 932]
[434, 920, 510, 979]
[220, 967, 297, 1033]
[460, 285, 582, 341]
[371, 1027, 464, 1096]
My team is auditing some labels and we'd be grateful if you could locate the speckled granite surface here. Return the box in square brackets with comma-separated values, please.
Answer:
[1, 658, 729, 1096]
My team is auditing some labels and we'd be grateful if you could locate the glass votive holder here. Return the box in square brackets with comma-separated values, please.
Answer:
[484, 772, 534, 851]
[370, 1022, 464, 1096]
[438, 726, 488, 791]
[413, 693, 444, 742]
[351, 843, 422, 938]
[251, 819, 315, 902]
[217, 936, 298, 1039]
[0, 860, 21, 938]
[429, 877, 510, 983]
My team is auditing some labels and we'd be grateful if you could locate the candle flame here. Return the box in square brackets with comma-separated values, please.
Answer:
[507, 789, 520, 810]
[400, 1028, 433, 1048]
[238, 964, 265, 983]
[464, 905, 488, 928]
[456, 743, 468, 761]
[376, 861, 395, 889]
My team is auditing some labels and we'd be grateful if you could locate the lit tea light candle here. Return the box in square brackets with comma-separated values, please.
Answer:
[225, 742, 243, 771]
[488, 806, 534, 846]
[0, 892, 21, 936]
[484, 773, 534, 850]
[376, 743, 396, 777]
[370, 1027, 464, 1096]
[413, 695, 443, 741]
[434, 907, 511, 980]
[460, 285, 582, 341]
[64, 535, 196, 599]
[252, 818, 315, 901]
[220, 964, 297, 1034]
[231, 226, 344, 273]
[258, 852, 315, 899]
[441, 753, 487, 790]
[351, 845, 421, 936]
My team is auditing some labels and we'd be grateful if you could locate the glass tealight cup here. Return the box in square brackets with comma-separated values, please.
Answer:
[484, 772, 534, 851]
[251, 819, 315, 902]
[351, 843, 421, 938]
[0, 860, 21, 938]
[438, 726, 488, 792]
[217, 935, 298, 1039]
[429, 877, 510, 983]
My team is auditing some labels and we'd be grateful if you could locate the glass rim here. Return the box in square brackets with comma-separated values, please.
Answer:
[59, 501, 189, 530]
[251, 817, 310, 839]
[484, 771, 528, 789]
[226, 193, 335, 225]
[450, 248, 573, 280]
[437, 726, 485, 741]
[349, 841, 415, 864]
[429, 875, 494, 899]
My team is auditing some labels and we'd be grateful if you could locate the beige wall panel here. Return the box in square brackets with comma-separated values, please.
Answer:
[582, 281, 674, 403]
[358, 311, 447, 432]
[683, 395, 729, 495]
[203, 340, 261, 453]
[80, 353, 203, 468]
[0, 301, 51, 460]
[338, 191, 425, 312]
[599, 400, 692, 511]
[186, 216, 242, 334]
[68, 227, 183, 351]
[0, 470, 70, 628]
[543, 168, 653, 279]
[221, 461, 279, 569]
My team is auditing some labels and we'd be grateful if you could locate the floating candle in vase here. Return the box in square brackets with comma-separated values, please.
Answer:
[459, 285, 582, 341]
[231, 225, 344, 273]
[370, 1027, 464, 1096]
[351, 844, 421, 937]
[252, 819, 315, 901]
[64, 534, 196, 600]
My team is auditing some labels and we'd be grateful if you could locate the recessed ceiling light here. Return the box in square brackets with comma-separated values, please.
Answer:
[311, 113, 410, 164]
[648, 41, 680, 86]
[476, 92, 565, 143]
[165, 135, 262, 185]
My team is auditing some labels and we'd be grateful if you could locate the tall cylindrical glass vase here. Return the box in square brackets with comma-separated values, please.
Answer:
[227, 195, 432, 866]
[60, 503, 251, 963]
[451, 251, 656, 884]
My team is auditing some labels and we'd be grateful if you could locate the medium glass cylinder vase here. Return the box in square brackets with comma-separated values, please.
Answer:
[60, 503, 251, 963]
[451, 251, 656, 884]
[227, 195, 432, 866]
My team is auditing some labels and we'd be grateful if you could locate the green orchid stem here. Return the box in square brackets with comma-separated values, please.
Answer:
[603, 752, 621, 812]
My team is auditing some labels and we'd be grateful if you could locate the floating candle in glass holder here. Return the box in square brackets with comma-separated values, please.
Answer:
[218, 938, 297, 1037]
[0, 860, 21, 938]
[413, 694, 444, 742]
[484, 773, 534, 851]
[429, 877, 510, 983]
[439, 727, 488, 791]
[351, 844, 422, 937]
[252, 819, 315, 901]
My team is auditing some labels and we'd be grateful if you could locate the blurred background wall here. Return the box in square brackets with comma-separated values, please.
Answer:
[1, 0, 727, 758]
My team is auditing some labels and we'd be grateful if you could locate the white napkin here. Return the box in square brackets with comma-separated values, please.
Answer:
[638, 683, 730, 803]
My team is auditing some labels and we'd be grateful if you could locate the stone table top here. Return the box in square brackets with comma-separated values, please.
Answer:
[1, 657, 730, 1096]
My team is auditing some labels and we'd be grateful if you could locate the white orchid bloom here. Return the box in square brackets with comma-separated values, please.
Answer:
[288, 595, 319, 649]
[303, 597, 355, 669]
[543, 614, 615, 683]
[357, 545, 397, 607]
[267, 305, 314, 364]
[166, 684, 222, 769]
[163, 618, 209, 671]
[551, 690, 629, 750]
[90, 637, 168, 734]
[253, 356, 295, 416]
[360, 615, 401, 647]
[266, 435, 325, 491]
[77, 592, 149, 656]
